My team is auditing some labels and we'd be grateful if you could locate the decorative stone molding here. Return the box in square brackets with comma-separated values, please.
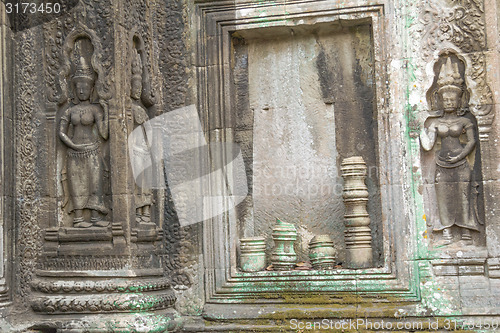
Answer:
[37, 255, 153, 271]
[31, 277, 171, 294]
[31, 293, 176, 314]
[15, 27, 43, 300]
[431, 258, 487, 276]
[0, 2, 12, 307]
[488, 258, 500, 278]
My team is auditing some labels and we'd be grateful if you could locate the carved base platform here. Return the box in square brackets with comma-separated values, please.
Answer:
[131, 224, 162, 243]
[43, 223, 127, 256]
[0, 281, 10, 307]
[31, 275, 175, 314]
[29, 310, 181, 332]
[31, 240, 175, 329]
[30, 271, 178, 332]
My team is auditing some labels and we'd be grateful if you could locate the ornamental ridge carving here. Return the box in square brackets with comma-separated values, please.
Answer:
[16, 29, 42, 299]
[43, 0, 114, 106]
[420, 0, 485, 55]
[418, 0, 494, 140]
[32, 278, 170, 294]
[44, 21, 63, 103]
[37, 255, 153, 270]
[155, 0, 197, 289]
[32, 293, 176, 314]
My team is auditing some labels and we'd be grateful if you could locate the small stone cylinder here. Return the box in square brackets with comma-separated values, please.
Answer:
[271, 218, 297, 270]
[239, 237, 266, 272]
[309, 235, 336, 270]
[341, 156, 373, 268]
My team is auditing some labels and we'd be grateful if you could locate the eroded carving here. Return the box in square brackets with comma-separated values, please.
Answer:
[59, 36, 109, 228]
[37, 255, 153, 271]
[418, 0, 494, 140]
[420, 0, 485, 56]
[130, 35, 155, 226]
[420, 54, 483, 246]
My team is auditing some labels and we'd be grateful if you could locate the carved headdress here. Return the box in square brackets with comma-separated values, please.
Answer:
[131, 50, 143, 82]
[72, 55, 95, 82]
[437, 57, 463, 96]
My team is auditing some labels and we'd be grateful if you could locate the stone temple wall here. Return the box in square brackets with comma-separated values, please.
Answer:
[1, 0, 500, 332]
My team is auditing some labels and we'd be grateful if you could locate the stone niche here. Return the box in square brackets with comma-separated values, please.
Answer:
[232, 22, 383, 264]
[196, 1, 416, 317]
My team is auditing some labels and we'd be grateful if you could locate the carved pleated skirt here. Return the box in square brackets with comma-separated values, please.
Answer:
[132, 142, 153, 209]
[67, 144, 108, 214]
[434, 162, 478, 231]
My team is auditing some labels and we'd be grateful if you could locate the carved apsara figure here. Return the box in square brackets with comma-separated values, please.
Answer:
[59, 55, 109, 228]
[420, 56, 479, 245]
[130, 49, 153, 224]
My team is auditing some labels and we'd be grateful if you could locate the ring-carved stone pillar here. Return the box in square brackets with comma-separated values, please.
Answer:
[341, 156, 374, 268]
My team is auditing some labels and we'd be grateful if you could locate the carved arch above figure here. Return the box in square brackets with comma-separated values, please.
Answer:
[130, 30, 156, 109]
[58, 25, 110, 106]
[424, 49, 495, 141]
[417, 0, 496, 141]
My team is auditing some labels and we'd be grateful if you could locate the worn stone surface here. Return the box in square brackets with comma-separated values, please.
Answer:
[244, 25, 381, 263]
[2, 0, 500, 331]
[0, 0, 181, 331]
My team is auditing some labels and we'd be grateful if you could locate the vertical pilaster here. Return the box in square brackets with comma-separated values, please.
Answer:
[0, 1, 11, 306]
[25, 1, 178, 330]
[483, 0, 500, 258]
